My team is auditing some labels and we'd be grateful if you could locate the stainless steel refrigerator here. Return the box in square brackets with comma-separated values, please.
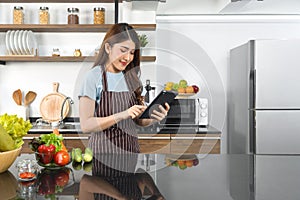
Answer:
[228, 39, 300, 154]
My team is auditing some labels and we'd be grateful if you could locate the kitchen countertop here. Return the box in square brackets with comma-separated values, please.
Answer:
[2, 153, 300, 200]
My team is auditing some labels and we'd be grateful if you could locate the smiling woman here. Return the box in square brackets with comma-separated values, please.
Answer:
[78, 23, 170, 156]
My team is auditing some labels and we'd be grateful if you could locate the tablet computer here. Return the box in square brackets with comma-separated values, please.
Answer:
[139, 90, 178, 119]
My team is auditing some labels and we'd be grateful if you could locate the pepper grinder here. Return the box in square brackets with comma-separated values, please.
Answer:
[144, 79, 155, 104]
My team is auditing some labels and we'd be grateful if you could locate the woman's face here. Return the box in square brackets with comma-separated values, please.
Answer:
[105, 39, 136, 73]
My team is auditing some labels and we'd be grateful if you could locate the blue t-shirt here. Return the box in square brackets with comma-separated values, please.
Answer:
[79, 66, 129, 104]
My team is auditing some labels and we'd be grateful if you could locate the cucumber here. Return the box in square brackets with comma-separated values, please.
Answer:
[83, 147, 93, 163]
[72, 148, 82, 163]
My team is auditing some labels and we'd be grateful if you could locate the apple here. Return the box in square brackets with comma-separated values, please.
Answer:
[192, 85, 199, 93]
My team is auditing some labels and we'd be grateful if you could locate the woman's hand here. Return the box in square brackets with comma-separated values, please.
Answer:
[127, 105, 147, 119]
[150, 103, 170, 122]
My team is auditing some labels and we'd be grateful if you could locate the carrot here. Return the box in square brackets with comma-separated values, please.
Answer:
[53, 128, 67, 152]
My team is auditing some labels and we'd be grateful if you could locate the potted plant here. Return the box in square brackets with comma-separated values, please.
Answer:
[138, 34, 148, 55]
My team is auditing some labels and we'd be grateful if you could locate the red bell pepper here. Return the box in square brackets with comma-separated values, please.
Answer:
[38, 144, 56, 164]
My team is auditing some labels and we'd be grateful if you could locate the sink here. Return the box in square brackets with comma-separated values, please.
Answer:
[29, 122, 82, 133]
[59, 123, 81, 130]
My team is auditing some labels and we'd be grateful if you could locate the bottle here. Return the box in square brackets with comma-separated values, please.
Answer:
[67, 8, 79, 24]
[93, 7, 105, 24]
[39, 7, 49, 24]
[13, 6, 24, 24]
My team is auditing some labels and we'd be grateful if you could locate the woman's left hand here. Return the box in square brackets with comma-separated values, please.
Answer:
[150, 103, 170, 122]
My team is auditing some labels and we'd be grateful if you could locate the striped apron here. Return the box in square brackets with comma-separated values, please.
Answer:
[89, 67, 140, 155]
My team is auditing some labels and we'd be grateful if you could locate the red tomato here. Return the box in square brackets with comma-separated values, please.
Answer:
[54, 151, 70, 166]
[54, 169, 70, 187]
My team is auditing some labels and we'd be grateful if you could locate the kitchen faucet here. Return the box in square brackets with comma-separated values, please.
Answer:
[59, 96, 74, 125]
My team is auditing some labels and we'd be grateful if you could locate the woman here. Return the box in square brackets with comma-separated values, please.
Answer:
[79, 23, 169, 154]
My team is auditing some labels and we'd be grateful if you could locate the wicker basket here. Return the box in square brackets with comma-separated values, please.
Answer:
[0, 147, 22, 173]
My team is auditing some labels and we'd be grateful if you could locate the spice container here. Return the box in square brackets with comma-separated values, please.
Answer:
[52, 48, 60, 57]
[74, 49, 82, 57]
[94, 7, 105, 24]
[67, 7, 79, 24]
[13, 6, 24, 24]
[39, 7, 49, 24]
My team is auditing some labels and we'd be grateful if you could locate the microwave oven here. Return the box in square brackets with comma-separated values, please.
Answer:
[160, 98, 208, 126]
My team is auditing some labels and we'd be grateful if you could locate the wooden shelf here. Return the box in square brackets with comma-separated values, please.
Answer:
[0, 0, 122, 3]
[0, 56, 156, 64]
[0, 24, 156, 32]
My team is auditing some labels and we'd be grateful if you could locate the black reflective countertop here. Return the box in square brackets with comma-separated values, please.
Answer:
[3, 153, 300, 200]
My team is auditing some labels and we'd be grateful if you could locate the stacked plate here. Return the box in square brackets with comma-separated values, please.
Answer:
[5, 30, 37, 55]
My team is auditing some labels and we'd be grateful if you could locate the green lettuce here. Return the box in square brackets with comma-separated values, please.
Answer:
[0, 113, 32, 151]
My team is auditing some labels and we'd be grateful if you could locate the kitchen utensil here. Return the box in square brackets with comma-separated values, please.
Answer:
[24, 91, 37, 106]
[0, 147, 22, 173]
[40, 82, 70, 122]
[12, 89, 22, 106]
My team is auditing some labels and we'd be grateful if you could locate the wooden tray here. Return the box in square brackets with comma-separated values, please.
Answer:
[40, 82, 70, 122]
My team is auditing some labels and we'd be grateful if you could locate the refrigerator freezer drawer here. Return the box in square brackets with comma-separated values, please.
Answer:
[255, 110, 300, 154]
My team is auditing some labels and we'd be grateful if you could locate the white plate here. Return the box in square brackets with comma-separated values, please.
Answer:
[14, 30, 22, 55]
[5, 30, 12, 55]
[22, 30, 29, 55]
[175, 93, 196, 99]
[18, 30, 26, 55]
[26, 30, 37, 55]
[9, 30, 17, 55]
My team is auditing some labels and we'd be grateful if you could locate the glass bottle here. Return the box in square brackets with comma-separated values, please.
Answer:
[93, 7, 105, 24]
[67, 8, 79, 24]
[13, 6, 24, 24]
[39, 7, 49, 24]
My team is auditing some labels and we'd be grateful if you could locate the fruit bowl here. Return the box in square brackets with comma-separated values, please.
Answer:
[35, 151, 72, 169]
[0, 147, 22, 173]
[165, 154, 199, 170]
[36, 167, 75, 196]
[175, 93, 196, 99]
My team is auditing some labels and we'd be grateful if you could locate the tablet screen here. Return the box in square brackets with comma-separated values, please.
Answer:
[139, 90, 178, 119]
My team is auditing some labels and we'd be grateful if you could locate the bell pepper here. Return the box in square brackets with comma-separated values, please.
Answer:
[38, 144, 56, 164]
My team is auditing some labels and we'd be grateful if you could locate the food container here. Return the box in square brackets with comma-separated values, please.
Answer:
[67, 7, 79, 24]
[93, 7, 105, 24]
[16, 159, 39, 181]
[39, 7, 49, 24]
[74, 49, 82, 57]
[13, 6, 24, 24]
[52, 48, 60, 57]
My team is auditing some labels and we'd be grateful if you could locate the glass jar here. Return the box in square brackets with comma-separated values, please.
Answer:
[74, 49, 82, 57]
[52, 48, 60, 57]
[67, 7, 79, 24]
[93, 7, 105, 24]
[13, 6, 24, 24]
[39, 7, 49, 24]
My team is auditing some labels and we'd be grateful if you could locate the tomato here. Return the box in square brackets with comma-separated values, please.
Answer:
[54, 169, 70, 187]
[54, 151, 70, 166]
[19, 172, 36, 179]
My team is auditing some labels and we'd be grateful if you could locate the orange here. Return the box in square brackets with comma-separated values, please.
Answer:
[176, 160, 186, 166]
[185, 86, 194, 93]
[177, 87, 186, 93]
[186, 160, 193, 167]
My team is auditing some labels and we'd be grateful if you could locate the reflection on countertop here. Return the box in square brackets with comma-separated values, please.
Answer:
[5, 153, 300, 200]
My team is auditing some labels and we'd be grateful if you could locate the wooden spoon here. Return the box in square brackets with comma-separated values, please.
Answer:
[12, 89, 22, 106]
[24, 91, 37, 106]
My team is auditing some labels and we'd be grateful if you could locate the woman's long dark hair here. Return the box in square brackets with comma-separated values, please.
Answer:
[93, 23, 143, 105]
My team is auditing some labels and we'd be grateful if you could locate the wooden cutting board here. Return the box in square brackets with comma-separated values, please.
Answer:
[40, 82, 70, 122]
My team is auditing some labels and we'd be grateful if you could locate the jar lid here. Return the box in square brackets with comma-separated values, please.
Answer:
[40, 6, 49, 10]
[67, 7, 79, 12]
[94, 7, 105, 11]
[14, 6, 23, 10]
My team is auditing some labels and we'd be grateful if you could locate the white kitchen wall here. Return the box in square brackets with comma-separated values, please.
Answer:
[156, 14, 300, 153]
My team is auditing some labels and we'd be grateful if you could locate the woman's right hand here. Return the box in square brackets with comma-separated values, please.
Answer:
[114, 105, 146, 122]
[127, 105, 147, 119]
